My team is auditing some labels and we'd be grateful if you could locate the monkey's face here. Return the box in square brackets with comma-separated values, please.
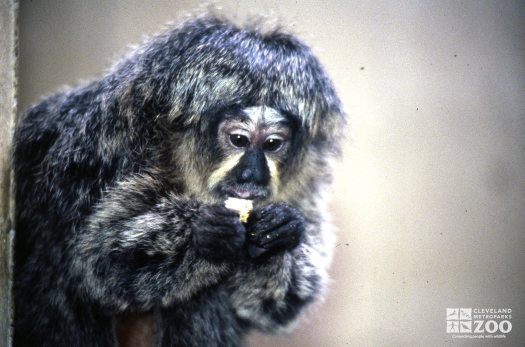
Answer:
[207, 106, 292, 202]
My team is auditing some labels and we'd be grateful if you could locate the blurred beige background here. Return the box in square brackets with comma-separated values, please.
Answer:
[18, 1, 525, 346]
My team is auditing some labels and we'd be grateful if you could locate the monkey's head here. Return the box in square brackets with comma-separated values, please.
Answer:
[138, 15, 345, 206]
[207, 106, 294, 202]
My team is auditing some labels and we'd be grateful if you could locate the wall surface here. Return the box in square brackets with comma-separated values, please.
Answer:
[0, 0, 17, 345]
[18, 1, 525, 346]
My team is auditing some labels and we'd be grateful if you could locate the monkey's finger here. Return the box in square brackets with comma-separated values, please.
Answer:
[251, 203, 283, 221]
[250, 203, 299, 229]
[204, 216, 245, 230]
[261, 233, 300, 251]
[247, 244, 270, 258]
[198, 225, 244, 238]
[199, 207, 246, 230]
[201, 205, 239, 219]
[249, 214, 293, 240]
[250, 206, 293, 230]
[254, 222, 301, 248]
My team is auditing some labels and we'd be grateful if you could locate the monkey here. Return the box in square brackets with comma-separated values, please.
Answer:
[13, 14, 345, 347]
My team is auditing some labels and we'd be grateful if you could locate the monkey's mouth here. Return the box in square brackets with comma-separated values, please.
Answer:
[230, 188, 261, 199]
[214, 183, 268, 201]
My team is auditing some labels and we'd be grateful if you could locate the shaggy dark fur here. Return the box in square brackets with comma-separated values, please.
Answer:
[13, 14, 345, 347]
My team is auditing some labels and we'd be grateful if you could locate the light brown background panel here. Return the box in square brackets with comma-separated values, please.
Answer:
[19, 1, 525, 346]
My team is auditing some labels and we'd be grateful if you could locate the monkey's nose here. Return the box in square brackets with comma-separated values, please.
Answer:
[235, 149, 270, 185]
[237, 166, 267, 184]
[239, 168, 254, 181]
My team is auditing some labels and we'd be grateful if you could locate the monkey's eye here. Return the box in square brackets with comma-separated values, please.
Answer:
[263, 138, 283, 152]
[229, 134, 250, 148]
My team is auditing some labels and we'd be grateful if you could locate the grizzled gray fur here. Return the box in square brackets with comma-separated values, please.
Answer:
[13, 14, 345, 347]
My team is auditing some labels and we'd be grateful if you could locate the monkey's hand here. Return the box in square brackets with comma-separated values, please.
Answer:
[246, 203, 305, 259]
[192, 205, 247, 262]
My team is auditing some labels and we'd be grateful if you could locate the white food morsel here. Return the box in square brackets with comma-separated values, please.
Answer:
[224, 197, 254, 223]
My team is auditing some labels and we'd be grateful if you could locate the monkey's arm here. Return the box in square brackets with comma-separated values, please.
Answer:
[228, 204, 333, 333]
[69, 173, 243, 312]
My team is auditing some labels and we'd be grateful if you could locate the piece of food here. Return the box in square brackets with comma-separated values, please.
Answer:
[224, 197, 253, 223]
